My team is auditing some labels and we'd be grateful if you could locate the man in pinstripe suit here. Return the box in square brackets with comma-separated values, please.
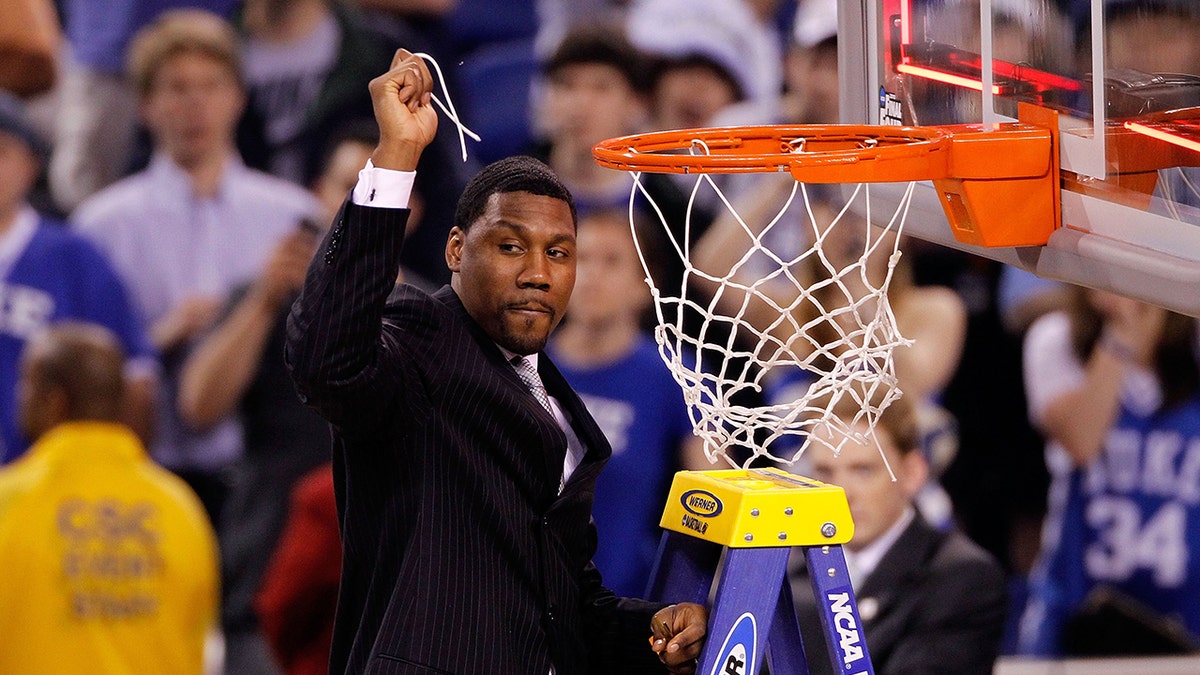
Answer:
[286, 50, 707, 675]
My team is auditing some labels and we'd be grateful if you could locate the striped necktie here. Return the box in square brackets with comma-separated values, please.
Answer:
[512, 355, 572, 494]
[512, 356, 554, 416]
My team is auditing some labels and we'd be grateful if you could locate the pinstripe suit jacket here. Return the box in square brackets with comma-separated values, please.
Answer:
[286, 200, 666, 675]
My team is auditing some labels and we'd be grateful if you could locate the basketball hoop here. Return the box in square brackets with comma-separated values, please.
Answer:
[593, 124, 953, 181]
[593, 120, 1057, 468]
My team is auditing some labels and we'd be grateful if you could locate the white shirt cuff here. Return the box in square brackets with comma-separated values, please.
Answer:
[351, 158, 415, 209]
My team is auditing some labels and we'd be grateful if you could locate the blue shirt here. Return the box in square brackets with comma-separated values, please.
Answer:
[0, 209, 154, 463]
[549, 336, 695, 597]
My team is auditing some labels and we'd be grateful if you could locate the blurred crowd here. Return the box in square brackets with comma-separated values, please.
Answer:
[0, 0, 1198, 673]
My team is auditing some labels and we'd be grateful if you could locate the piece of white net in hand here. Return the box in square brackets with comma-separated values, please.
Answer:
[628, 173, 916, 468]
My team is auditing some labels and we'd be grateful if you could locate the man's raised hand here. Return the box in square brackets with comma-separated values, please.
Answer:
[368, 49, 439, 172]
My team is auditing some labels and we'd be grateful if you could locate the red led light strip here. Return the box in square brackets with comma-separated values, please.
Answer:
[1124, 121, 1200, 154]
[896, 63, 1003, 95]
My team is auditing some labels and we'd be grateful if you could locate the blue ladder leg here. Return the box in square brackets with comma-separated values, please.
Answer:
[805, 545, 876, 675]
[696, 546, 790, 675]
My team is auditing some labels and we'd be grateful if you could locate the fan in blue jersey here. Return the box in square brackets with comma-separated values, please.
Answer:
[547, 210, 706, 598]
[0, 93, 155, 464]
[1019, 287, 1200, 655]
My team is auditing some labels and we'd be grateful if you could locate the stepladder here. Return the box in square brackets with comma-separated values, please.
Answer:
[644, 468, 876, 675]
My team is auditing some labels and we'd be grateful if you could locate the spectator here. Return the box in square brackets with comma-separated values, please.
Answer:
[534, 0, 628, 59]
[175, 206, 325, 675]
[1099, 0, 1200, 74]
[1102, 0, 1200, 217]
[49, 0, 239, 212]
[533, 25, 652, 217]
[0, 91, 155, 464]
[626, 0, 784, 127]
[238, 0, 395, 186]
[239, 0, 467, 286]
[73, 9, 321, 524]
[546, 210, 705, 597]
[0, 322, 218, 675]
[784, 0, 839, 124]
[790, 394, 1007, 675]
[309, 122, 431, 287]
[534, 25, 714, 303]
[625, 0, 785, 214]
[0, 0, 59, 99]
[645, 51, 744, 133]
[1018, 288, 1200, 655]
[310, 124, 382, 222]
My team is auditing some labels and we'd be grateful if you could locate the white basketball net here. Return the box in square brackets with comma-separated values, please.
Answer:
[626, 171, 916, 468]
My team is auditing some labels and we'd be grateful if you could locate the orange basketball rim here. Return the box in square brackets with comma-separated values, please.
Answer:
[593, 103, 1062, 248]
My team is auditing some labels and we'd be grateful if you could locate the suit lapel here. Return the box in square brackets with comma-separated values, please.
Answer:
[433, 286, 574, 491]
[854, 514, 942, 633]
[857, 514, 940, 598]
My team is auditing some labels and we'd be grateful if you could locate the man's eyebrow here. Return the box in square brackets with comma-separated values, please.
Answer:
[491, 221, 575, 246]
[492, 220, 527, 234]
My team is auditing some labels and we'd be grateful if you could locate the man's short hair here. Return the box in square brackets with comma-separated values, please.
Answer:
[647, 53, 745, 102]
[453, 156, 577, 232]
[126, 9, 242, 97]
[318, 119, 381, 177]
[872, 395, 919, 457]
[543, 24, 649, 92]
[26, 322, 126, 424]
[826, 391, 919, 457]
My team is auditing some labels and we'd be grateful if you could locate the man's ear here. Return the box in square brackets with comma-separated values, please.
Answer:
[899, 449, 929, 501]
[31, 385, 69, 437]
[445, 226, 465, 272]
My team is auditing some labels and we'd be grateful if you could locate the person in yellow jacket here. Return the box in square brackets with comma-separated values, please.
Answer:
[0, 322, 218, 674]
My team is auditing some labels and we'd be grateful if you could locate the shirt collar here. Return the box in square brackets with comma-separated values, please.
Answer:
[24, 422, 147, 466]
[147, 151, 247, 201]
[498, 345, 538, 371]
[844, 505, 915, 584]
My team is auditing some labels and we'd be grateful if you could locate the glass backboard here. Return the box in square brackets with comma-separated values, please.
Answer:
[839, 0, 1200, 316]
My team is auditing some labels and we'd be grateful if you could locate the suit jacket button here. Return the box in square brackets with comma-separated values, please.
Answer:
[858, 597, 879, 622]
